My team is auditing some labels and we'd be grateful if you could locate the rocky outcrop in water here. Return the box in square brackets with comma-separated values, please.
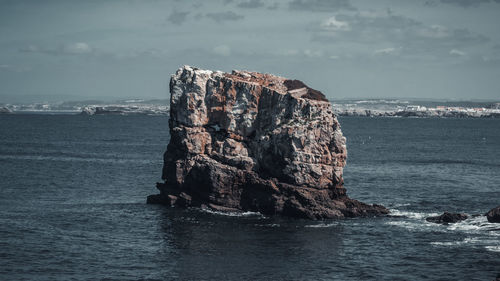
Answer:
[147, 66, 388, 219]
[426, 212, 468, 224]
[486, 206, 500, 223]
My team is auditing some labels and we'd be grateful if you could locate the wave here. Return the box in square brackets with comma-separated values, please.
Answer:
[431, 237, 500, 252]
[304, 223, 339, 228]
[389, 208, 500, 253]
[387, 209, 497, 234]
[196, 208, 263, 218]
[485, 245, 500, 253]
[430, 237, 481, 246]
[388, 209, 441, 220]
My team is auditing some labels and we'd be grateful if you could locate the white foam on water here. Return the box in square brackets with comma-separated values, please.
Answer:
[389, 209, 500, 252]
[446, 216, 500, 236]
[431, 241, 456, 246]
[389, 203, 411, 208]
[446, 216, 484, 232]
[386, 209, 446, 232]
[485, 245, 500, 253]
[430, 237, 482, 247]
[389, 209, 441, 220]
[305, 223, 339, 228]
[386, 220, 435, 231]
[198, 208, 263, 218]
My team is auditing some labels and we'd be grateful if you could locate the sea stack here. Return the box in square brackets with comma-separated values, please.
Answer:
[147, 65, 388, 219]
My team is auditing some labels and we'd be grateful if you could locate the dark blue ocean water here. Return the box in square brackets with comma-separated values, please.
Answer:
[0, 114, 499, 280]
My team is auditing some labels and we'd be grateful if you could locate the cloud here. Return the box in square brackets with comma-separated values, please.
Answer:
[374, 47, 398, 55]
[277, 49, 325, 58]
[303, 49, 323, 57]
[281, 49, 299, 56]
[19, 42, 93, 55]
[0, 64, 32, 73]
[205, 11, 244, 23]
[62, 42, 92, 54]
[449, 49, 466, 56]
[167, 10, 190, 25]
[213, 45, 231, 56]
[267, 2, 280, 9]
[237, 0, 265, 8]
[439, 0, 499, 7]
[289, 0, 356, 12]
[320, 16, 350, 31]
[19, 45, 40, 53]
[417, 24, 450, 39]
[312, 11, 488, 57]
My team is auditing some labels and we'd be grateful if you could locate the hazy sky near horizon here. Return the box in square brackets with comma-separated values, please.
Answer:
[1, 0, 500, 102]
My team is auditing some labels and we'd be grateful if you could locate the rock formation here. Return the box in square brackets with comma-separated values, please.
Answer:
[147, 65, 388, 219]
[486, 206, 500, 223]
[426, 212, 468, 224]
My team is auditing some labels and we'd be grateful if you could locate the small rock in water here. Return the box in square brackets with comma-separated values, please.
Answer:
[485, 206, 500, 223]
[426, 212, 468, 224]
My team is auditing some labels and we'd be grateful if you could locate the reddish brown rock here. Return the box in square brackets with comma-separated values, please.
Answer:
[147, 65, 388, 219]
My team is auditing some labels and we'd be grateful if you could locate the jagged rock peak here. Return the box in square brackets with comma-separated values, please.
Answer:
[148, 65, 388, 219]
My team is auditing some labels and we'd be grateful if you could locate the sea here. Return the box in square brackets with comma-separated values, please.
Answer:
[0, 114, 499, 280]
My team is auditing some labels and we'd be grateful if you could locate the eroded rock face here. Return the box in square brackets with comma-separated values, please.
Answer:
[147, 65, 388, 219]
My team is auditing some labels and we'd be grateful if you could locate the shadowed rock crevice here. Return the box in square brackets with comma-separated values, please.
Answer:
[148, 65, 388, 219]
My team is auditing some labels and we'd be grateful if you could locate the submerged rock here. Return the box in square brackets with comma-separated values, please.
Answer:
[147, 65, 389, 219]
[486, 206, 500, 223]
[426, 212, 468, 224]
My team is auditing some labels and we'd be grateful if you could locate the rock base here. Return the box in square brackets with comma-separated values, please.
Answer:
[149, 181, 388, 220]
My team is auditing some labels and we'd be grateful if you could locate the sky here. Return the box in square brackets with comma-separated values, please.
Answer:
[0, 0, 500, 102]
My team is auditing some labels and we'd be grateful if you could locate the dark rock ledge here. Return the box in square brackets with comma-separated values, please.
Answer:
[426, 212, 468, 224]
[486, 206, 500, 223]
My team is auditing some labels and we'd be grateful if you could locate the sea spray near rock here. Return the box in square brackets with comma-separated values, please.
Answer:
[147, 66, 388, 219]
